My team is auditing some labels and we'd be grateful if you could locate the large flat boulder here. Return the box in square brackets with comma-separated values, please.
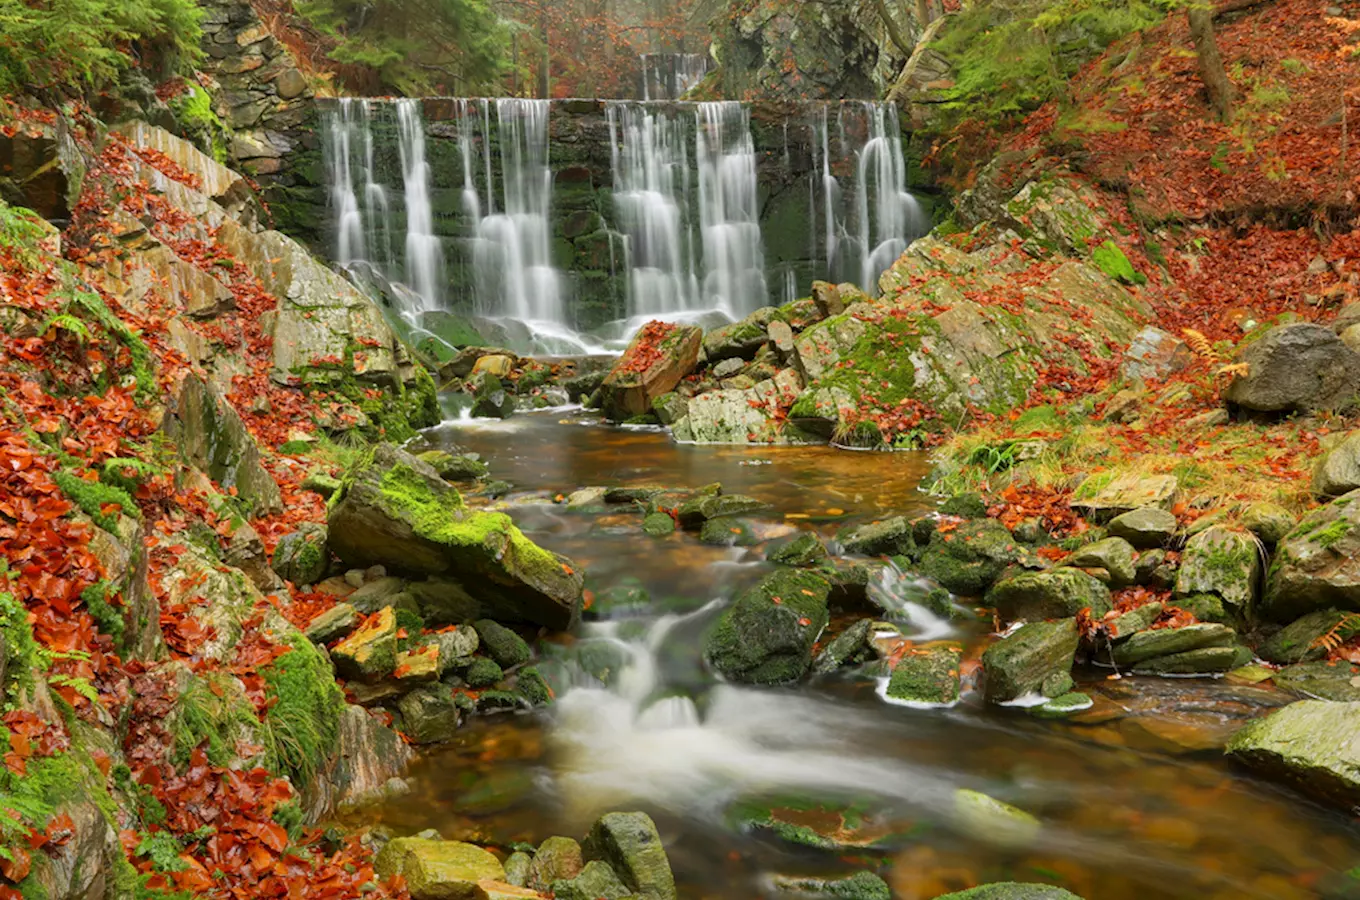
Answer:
[1227, 700, 1360, 808]
[375, 838, 506, 900]
[1224, 323, 1360, 414]
[164, 373, 282, 515]
[600, 322, 701, 420]
[981, 619, 1078, 703]
[1174, 526, 1260, 612]
[327, 445, 583, 630]
[1262, 489, 1360, 622]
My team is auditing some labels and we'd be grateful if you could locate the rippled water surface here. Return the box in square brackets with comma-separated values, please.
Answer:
[351, 410, 1360, 900]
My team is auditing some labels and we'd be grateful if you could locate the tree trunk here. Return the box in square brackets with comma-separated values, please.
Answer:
[915, 0, 934, 26]
[1188, 3, 1235, 121]
[873, 0, 914, 57]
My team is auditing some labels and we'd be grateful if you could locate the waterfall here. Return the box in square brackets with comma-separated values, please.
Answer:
[817, 102, 925, 296]
[607, 103, 702, 319]
[395, 99, 442, 313]
[696, 102, 766, 319]
[640, 53, 710, 101]
[324, 98, 391, 272]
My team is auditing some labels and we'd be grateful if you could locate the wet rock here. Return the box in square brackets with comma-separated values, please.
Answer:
[601, 322, 702, 420]
[394, 644, 441, 683]
[1071, 473, 1178, 520]
[652, 392, 689, 425]
[1031, 692, 1093, 719]
[516, 667, 552, 706]
[418, 450, 489, 482]
[676, 493, 769, 527]
[331, 607, 398, 682]
[471, 372, 518, 419]
[951, 789, 1041, 850]
[503, 852, 532, 887]
[699, 515, 760, 546]
[919, 519, 1028, 596]
[583, 812, 676, 900]
[551, 860, 630, 900]
[704, 311, 775, 362]
[397, 684, 462, 744]
[1224, 323, 1360, 414]
[705, 570, 832, 685]
[986, 568, 1111, 622]
[1262, 489, 1360, 622]
[1106, 601, 1164, 639]
[166, 373, 282, 514]
[327, 445, 582, 630]
[529, 836, 583, 891]
[466, 657, 504, 688]
[565, 487, 608, 511]
[1067, 537, 1137, 587]
[474, 619, 530, 668]
[374, 838, 505, 900]
[1111, 623, 1236, 667]
[1242, 501, 1296, 545]
[767, 532, 829, 567]
[1133, 644, 1251, 675]
[811, 619, 875, 674]
[1272, 661, 1360, 700]
[1174, 526, 1260, 612]
[304, 603, 358, 645]
[981, 619, 1079, 703]
[729, 797, 899, 851]
[1260, 610, 1348, 664]
[347, 576, 410, 613]
[933, 885, 1084, 900]
[1227, 700, 1360, 807]
[426, 627, 479, 674]
[586, 583, 650, 619]
[769, 871, 891, 900]
[642, 512, 676, 537]
[1134, 550, 1176, 590]
[885, 645, 962, 705]
[838, 516, 915, 557]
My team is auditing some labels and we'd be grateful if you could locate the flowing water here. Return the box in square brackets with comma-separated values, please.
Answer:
[351, 410, 1360, 900]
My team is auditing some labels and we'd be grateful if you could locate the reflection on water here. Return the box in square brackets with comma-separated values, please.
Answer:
[355, 411, 1360, 900]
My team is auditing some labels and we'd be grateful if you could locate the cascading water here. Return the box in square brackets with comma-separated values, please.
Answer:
[607, 103, 702, 320]
[324, 98, 390, 272]
[696, 102, 767, 319]
[814, 101, 926, 296]
[395, 99, 443, 313]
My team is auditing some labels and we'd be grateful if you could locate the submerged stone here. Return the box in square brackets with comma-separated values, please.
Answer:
[951, 789, 1041, 850]
[769, 871, 892, 900]
[933, 885, 1084, 900]
[1227, 700, 1360, 808]
[729, 797, 901, 851]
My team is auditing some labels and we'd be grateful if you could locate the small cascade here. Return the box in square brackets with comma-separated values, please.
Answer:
[395, 99, 443, 313]
[323, 98, 391, 272]
[607, 103, 702, 319]
[640, 52, 710, 101]
[815, 102, 926, 296]
[696, 102, 767, 318]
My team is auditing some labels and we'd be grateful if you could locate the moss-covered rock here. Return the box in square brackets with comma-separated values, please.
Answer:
[838, 516, 915, 557]
[642, 512, 677, 537]
[919, 519, 1028, 596]
[704, 569, 832, 684]
[165, 372, 282, 515]
[675, 493, 769, 528]
[986, 568, 1111, 622]
[1242, 501, 1296, 545]
[1259, 610, 1348, 664]
[1273, 661, 1360, 701]
[951, 789, 1041, 850]
[885, 644, 962, 705]
[1107, 507, 1178, 548]
[1131, 644, 1251, 675]
[769, 871, 891, 900]
[465, 657, 505, 688]
[1227, 700, 1360, 808]
[1263, 489, 1360, 622]
[933, 885, 1084, 900]
[1066, 537, 1137, 587]
[583, 811, 676, 900]
[728, 796, 900, 851]
[811, 619, 875, 674]
[328, 444, 583, 630]
[1110, 623, 1236, 667]
[418, 450, 490, 481]
[981, 619, 1078, 703]
[331, 607, 398, 682]
[767, 532, 829, 567]
[1174, 526, 1260, 612]
[528, 836, 583, 891]
[397, 684, 462, 744]
[374, 838, 505, 900]
[474, 619, 531, 669]
[551, 860, 630, 900]
[272, 522, 331, 586]
[699, 515, 760, 546]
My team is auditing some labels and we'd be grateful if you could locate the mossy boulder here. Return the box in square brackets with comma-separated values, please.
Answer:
[1273, 661, 1360, 701]
[328, 445, 583, 630]
[769, 872, 891, 900]
[471, 372, 517, 419]
[919, 519, 1027, 596]
[474, 619, 531, 669]
[641, 512, 676, 537]
[1107, 507, 1178, 548]
[885, 645, 962, 706]
[272, 522, 330, 586]
[1066, 537, 1137, 587]
[981, 619, 1078, 703]
[465, 657, 504, 688]
[397, 684, 462, 744]
[418, 450, 489, 482]
[1263, 489, 1360, 622]
[838, 516, 915, 557]
[551, 860, 630, 900]
[676, 493, 769, 528]
[1110, 623, 1237, 667]
[304, 602, 358, 644]
[582, 811, 676, 900]
[331, 607, 398, 682]
[811, 619, 875, 674]
[1174, 526, 1260, 612]
[527, 836, 583, 891]
[374, 838, 505, 900]
[1259, 610, 1348, 664]
[768, 532, 830, 567]
[1242, 501, 1296, 545]
[934, 885, 1084, 900]
[1223, 323, 1360, 414]
[704, 569, 832, 684]
[1131, 644, 1251, 674]
[166, 372, 282, 515]
[1227, 700, 1360, 808]
[986, 568, 1111, 622]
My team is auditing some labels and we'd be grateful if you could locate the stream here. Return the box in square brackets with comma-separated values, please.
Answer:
[350, 408, 1360, 900]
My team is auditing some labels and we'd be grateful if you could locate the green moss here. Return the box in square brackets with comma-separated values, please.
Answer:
[466, 656, 503, 688]
[169, 83, 228, 163]
[260, 635, 345, 788]
[1091, 240, 1145, 285]
[52, 468, 139, 531]
[171, 673, 260, 769]
[81, 579, 125, 648]
[0, 586, 43, 701]
[1312, 518, 1353, 549]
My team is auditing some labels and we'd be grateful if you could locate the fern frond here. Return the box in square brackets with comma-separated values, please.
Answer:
[1310, 613, 1360, 651]
[1182, 328, 1217, 360]
[40, 313, 90, 342]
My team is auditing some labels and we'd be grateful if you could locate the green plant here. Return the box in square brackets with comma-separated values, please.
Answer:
[51, 468, 139, 531]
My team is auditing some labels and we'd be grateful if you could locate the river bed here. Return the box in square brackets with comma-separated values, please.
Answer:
[349, 409, 1360, 900]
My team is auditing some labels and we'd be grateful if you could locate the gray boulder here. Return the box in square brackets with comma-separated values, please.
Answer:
[1174, 526, 1260, 612]
[1107, 507, 1178, 548]
[704, 570, 832, 684]
[583, 812, 676, 900]
[1262, 489, 1360, 622]
[1313, 431, 1360, 498]
[1227, 700, 1360, 807]
[1224, 323, 1360, 413]
[981, 619, 1079, 703]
